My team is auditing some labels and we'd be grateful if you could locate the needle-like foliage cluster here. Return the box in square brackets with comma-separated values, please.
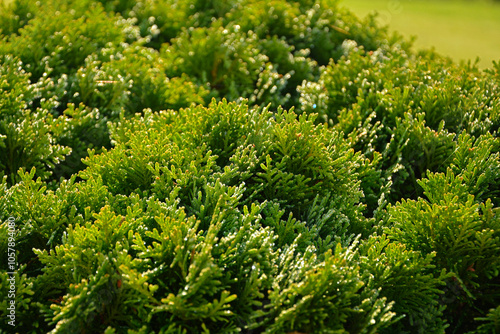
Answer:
[0, 0, 499, 333]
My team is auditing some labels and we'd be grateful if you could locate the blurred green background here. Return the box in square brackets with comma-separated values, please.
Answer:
[341, 0, 500, 68]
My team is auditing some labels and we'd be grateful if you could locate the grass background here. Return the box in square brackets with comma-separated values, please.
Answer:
[340, 0, 500, 68]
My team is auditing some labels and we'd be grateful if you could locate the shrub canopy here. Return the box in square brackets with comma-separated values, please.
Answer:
[0, 0, 499, 333]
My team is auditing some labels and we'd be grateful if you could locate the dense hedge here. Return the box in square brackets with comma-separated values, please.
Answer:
[0, 0, 499, 333]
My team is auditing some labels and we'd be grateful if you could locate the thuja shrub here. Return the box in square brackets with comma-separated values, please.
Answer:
[299, 43, 500, 206]
[61, 44, 207, 116]
[5, 99, 494, 332]
[0, 2, 139, 82]
[1, 0, 500, 332]
[32, 42, 207, 180]
[162, 24, 272, 101]
[387, 172, 500, 331]
[48, 103, 112, 181]
[0, 104, 496, 333]
[382, 130, 500, 331]
[355, 235, 450, 333]
[89, 0, 195, 49]
[0, 266, 34, 330]
[1, 167, 393, 333]
[0, 101, 392, 332]
[467, 306, 500, 334]
[225, 0, 395, 65]
[0, 56, 71, 185]
[86, 100, 367, 242]
[387, 192, 500, 332]
[0, 0, 403, 115]
[0, 0, 38, 36]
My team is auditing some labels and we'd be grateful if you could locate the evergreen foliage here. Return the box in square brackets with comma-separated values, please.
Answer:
[0, 0, 499, 333]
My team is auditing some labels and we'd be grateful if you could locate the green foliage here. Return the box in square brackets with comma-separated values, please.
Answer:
[259, 244, 395, 334]
[98, 0, 195, 49]
[467, 306, 500, 334]
[0, 56, 71, 184]
[84, 100, 367, 243]
[1, 0, 499, 333]
[299, 43, 500, 207]
[0, 267, 36, 330]
[70, 45, 208, 114]
[49, 103, 111, 180]
[1, 3, 139, 82]
[162, 24, 269, 101]
[226, 0, 391, 65]
[356, 235, 450, 333]
[0, 0, 38, 36]
[386, 176, 500, 332]
[445, 132, 500, 206]
[45, 254, 158, 333]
